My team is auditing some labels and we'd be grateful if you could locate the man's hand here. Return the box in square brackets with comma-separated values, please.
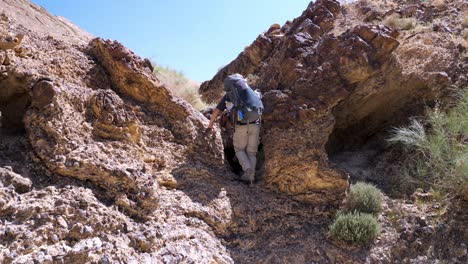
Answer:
[206, 108, 221, 134]
[205, 124, 215, 134]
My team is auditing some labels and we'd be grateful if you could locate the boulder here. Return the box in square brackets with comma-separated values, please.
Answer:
[0, 167, 32, 194]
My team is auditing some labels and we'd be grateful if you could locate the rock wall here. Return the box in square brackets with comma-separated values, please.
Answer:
[0, 0, 92, 45]
[0, 2, 231, 262]
[0, 3, 224, 218]
[200, 0, 466, 204]
[1, 0, 467, 263]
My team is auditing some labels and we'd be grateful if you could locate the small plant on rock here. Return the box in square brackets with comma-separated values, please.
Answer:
[152, 63, 209, 111]
[344, 182, 383, 215]
[388, 89, 468, 200]
[329, 212, 381, 245]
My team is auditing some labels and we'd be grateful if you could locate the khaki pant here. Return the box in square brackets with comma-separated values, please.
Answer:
[233, 123, 260, 178]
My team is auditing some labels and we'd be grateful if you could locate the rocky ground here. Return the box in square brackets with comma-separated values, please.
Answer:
[1, 0, 467, 263]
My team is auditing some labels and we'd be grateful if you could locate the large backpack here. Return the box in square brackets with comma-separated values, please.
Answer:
[223, 74, 263, 124]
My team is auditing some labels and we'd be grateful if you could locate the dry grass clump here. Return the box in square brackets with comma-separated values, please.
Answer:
[153, 64, 209, 111]
[388, 89, 468, 200]
[384, 14, 417, 31]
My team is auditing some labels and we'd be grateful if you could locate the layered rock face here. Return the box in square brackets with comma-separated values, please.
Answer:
[1, 0, 467, 263]
[0, 2, 229, 262]
[22, 37, 224, 218]
[0, 16, 224, 218]
[0, 0, 92, 44]
[200, 0, 466, 203]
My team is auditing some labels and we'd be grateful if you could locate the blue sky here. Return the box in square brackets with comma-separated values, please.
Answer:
[31, 0, 311, 82]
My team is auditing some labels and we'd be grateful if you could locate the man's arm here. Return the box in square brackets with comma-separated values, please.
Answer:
[207, 108, 221, 130]
[207, 94, 228, 130]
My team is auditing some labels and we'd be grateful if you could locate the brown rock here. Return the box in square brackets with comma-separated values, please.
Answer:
[0, 1, 92, 45]
[301, 19, 323, 39]
[200, 0, 464, 209]
[321, 0, 341, 16]
[31, 78, 56, 109]
[203, 3, 409, 205]
[12, 35, 226, 220]
[0, 34, 24, 51]
[0, 167, 32, 194]
[266, 23, 281, 35]
[0, 53, 5, 66]
[1, 0, 467, 263]
[353, 25, 400, 63]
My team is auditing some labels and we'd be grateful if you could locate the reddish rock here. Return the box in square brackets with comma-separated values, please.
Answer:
[201, 0, 403, 205]
[200, 0, 464, 208]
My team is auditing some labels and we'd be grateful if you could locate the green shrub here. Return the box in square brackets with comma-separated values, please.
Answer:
[329, 212, 380, 245]
[388, 89, 468, 200]
[345, 182, 382, 215]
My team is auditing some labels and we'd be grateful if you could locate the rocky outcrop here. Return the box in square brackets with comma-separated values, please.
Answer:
[200, 0, 466, 206]
[0, 1, 230, 261]
[1, 0, 467, 263]
[0, 3, 225, 217]
[19, 40, 224, 218]
[0, 0, 92, 45]
[202, 0, 358, 204]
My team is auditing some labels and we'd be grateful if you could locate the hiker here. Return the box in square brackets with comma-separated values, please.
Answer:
[207, 74, 263, 184]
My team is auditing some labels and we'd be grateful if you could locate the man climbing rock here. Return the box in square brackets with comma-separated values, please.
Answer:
[207, 74, 263, 185]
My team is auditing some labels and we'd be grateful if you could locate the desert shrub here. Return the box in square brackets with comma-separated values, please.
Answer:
[329, 212, 380, 245]
[384, 14, 417, 30]
[388, 89, 468, 200]
[344, 182, 382, 215]
[153, 64, 209, 111]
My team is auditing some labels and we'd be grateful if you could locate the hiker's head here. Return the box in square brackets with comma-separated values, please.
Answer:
[223, 73, 244, 92]
[228, 73, 244, 79]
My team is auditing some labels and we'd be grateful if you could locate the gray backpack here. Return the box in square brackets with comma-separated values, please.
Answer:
[223, 74, 263, 124]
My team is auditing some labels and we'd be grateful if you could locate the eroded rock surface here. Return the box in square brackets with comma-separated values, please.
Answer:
[0, 166, 31, 194]
[0, 1, 230, 262]
[0, 0, 92, 45]
[21, 36, 225, 218]
[200, 0, 466, 207]
[1, 0, 467, 263]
